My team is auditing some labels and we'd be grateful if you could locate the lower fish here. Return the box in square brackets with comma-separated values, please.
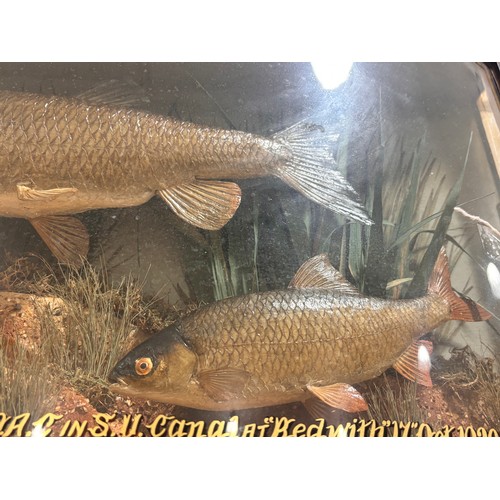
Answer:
[109, 247, 491, 416]
[0, 82, 371, 265]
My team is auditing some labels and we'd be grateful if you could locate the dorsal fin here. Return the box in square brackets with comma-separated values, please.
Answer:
[76, 80, 150, 108]
[289, 254, 362, 295]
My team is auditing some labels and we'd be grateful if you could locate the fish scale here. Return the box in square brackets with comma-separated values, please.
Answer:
[0, 92, 160, 188]
[110, 250, 491, 412]
[0, 87, 373, 265]
[179, 289, 440, 391]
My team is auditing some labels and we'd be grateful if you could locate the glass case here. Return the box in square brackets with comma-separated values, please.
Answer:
[0, 62, 498, 437]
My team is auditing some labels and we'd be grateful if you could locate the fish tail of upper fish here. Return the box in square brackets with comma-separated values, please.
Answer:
[428, 247, 491, 322]
[271, 121, 373, 226]
[158, 120, 373, 231]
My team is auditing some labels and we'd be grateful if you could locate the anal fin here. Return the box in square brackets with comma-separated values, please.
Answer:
[393, 340, 433, 387]
[30, 215, 90, 266]
[158, 180, 241, 230]
[307, 383, 368, 413]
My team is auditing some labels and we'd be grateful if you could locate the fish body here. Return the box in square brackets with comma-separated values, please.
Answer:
[0, 90, 276, 217]
[109, 248, 491, 414]
[0, 86, 371, 265]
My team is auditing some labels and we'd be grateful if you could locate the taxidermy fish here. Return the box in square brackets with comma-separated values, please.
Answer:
[109, 247, 491, 416]
[0, 82, 372, 265]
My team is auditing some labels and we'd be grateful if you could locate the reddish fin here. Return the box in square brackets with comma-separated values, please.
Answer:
[428, 247, 491, 322]
[289, 254, 362, 295]
[197, 368, 251, 402]
[393, 340, 433, 387]
[307, 383, 368, 413]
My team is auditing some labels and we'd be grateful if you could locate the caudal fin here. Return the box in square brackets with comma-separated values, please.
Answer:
[428, 247, 491, 321]
[272, 122, 373, 225]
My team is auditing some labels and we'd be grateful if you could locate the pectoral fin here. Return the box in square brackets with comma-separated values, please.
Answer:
[17, 184, 78, 201]
[307, 383, 368, 413]
[30, 215, 90, 266]
[158, 180, 241, 230]
[393, 340, 433, 387]
[197, 368, 251, 401]
[289, 254, 362, 295]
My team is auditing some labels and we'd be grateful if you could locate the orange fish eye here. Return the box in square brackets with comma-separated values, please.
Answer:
[135, 357, 153, 376]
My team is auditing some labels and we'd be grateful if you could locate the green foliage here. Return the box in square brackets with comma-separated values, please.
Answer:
[205, 129, 457, 303]
[175, 84, 485, 344]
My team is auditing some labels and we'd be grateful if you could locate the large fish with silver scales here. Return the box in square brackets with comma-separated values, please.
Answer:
[109, 247, 491, 416]
[0, 82, 372, 265]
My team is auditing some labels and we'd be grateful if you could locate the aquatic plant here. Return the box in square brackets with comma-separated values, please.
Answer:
[187, 88, 465, 302]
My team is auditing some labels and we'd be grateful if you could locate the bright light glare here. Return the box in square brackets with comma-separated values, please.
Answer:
[487, 262, 500, 299]
[311, 61, 353, 90]
[417, 344, 431, 371]
[31, 424, 46, 438]
[225, 419, 239, 436]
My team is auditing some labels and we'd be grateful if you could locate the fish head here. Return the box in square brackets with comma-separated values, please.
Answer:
[108, 326, 197, 402]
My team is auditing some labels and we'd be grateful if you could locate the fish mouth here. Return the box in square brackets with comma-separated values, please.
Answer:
[110, 376, 127, 387]
[108, 377, 168, 403]
[108, 377, 135, 395]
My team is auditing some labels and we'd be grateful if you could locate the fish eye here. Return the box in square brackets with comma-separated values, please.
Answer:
[135, 357, 153, 376]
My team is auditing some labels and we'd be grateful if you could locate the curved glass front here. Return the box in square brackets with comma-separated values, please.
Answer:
[0, 62, 498, 437]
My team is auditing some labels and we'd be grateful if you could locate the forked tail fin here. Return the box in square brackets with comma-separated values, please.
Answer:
[272, 122, 373, 225]
[428, 247, 491, 321]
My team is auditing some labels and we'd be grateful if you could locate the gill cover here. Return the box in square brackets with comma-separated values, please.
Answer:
[110, 326, 196, 391]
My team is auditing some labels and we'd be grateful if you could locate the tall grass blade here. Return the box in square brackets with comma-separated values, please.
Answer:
[405, 132, 473, 297]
